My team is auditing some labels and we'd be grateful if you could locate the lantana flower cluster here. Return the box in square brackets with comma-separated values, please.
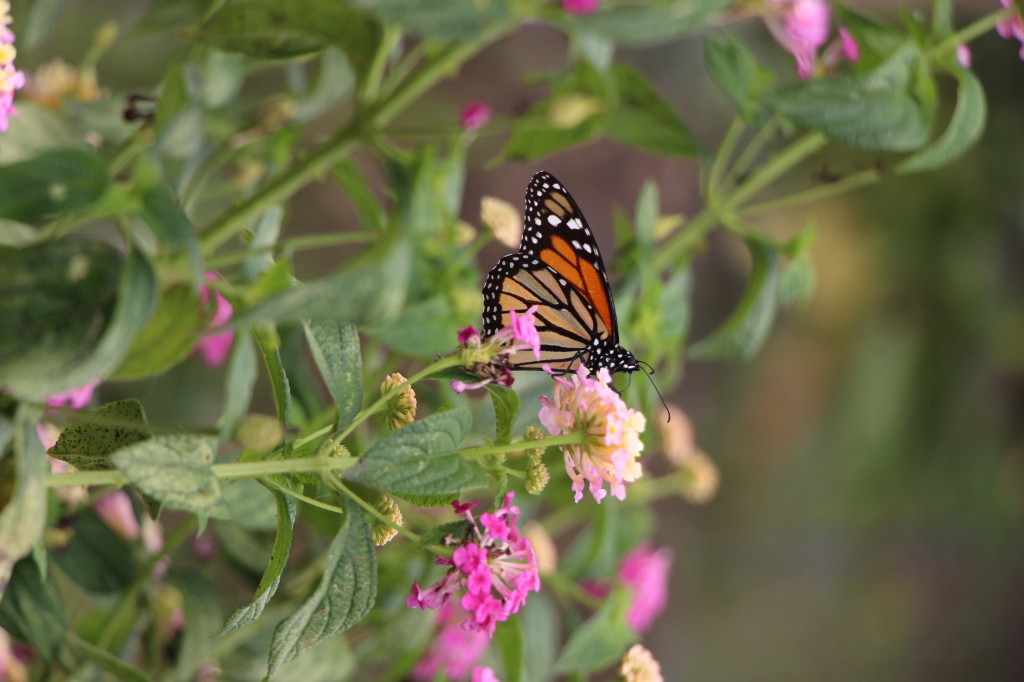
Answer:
[452, 305, 541, 393]
[763, 0, 859, 79]
[0, 1, 24, 131]
[407, 493, 540, 637]
[539, 365, 646, 503]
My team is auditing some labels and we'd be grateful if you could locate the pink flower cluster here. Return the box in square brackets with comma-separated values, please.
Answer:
[618, 544, 673, 632]
[411, 602, 489, 681]
[0, 2, 24, 131]
[539, 365, 646, 503]
[196, 272, 234, 367]
[998, 0, 1024, 59]
[407, 493, 540, 638]
[764, 0, 858, 79]
[452, 305, 541, 392]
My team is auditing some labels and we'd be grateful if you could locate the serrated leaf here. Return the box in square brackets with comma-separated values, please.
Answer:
[343, 409, 487, 497]
[365, 296, 456, 359]
[0, 406, 47, 591]
[112, 435, 231, 519]
[554, 589, 636, 673]
[494, 611, 524, 682]
[688, 240, 779, 360]
[68, 634, 153, 682]
[48, 399, 151, 471]
[485, 384, 519, 446]
[110, 285, 206, 380]
[606, 64, 700, 157]
[0, 148, 108, 221]
[220, 333, 258, 441]
[303, 321, 362, 430]
[704, 33, 773, 118]
[0, 244, 158, 399]
[253, 324, 292, 426]
[769, 44, 931, 151]
[219, 489, 297, 637]
[896, 67, 986, 174]
[268, 496, 376, 676]
[0, 558, 67, 661]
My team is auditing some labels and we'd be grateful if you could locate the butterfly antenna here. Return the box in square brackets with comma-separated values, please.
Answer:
[636, 360, 670, 423]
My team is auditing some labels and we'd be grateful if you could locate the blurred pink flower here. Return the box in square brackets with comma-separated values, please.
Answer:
[837, 26, 859, 61]
[411, 602, 490, 681]
[539, 365, 645, 503]
[44, 379, 99, 409]
[452, 305, 540, 392]
[562, 0, 599, 14]
[196, 272, 234, 367]
[459, 100, 492, 132]
[472, 667, 501, 682]
[765, 0, 832, 79]
[956, 44, 972, 68]
[998, 0, 1024, 59]
[407, 493, 540, 637]
[618, 544, 673, 632]
[94, 490, 140, 541]
[0, 2, 24, 132]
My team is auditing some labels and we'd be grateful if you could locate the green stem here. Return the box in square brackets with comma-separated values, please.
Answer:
[204, 230, 375, 269]
[742, 167, 882, 216]
[706, 116, 747, 195]
[264, 478, 348, 515]
[929, 9, 1017, 60]
[361, 24, 403, 104]
[727, 115, 781, 186]
[326, 474, 424, 545]
[459, 432, 584, 459]
[726, 132, 827, 208]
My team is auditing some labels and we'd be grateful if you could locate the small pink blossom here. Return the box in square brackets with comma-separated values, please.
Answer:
[998, 0, 1024, 60]
[472, 667, 501, 682]
[195, 272, 234, 367]
[452, 305, 540, 392]
[837, 26, 859, 62]
[44, 380, 99, 409]
[539, 365, 645, 503]
[459, 100, 492, 132]
[618, 544, 673, 633]
[412, 602, 490, 681]
[764, 0, 832, 79]
[94, 490, 140, 541]
[956, 44, 972, 68]
[0, 2, 24, 132]
[562, 0, 599, 14]
[458, 325, 480, 344]
[407, 493, 540, 638]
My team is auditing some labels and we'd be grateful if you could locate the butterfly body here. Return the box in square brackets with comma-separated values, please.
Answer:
[482, 171, 639, 375]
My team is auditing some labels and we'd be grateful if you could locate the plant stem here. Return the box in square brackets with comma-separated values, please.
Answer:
[742, 166, 882, 216]
[326, 474, 424, 545]
[459, 432, 585, 459]
[929, 9, 1017, 61]
[706, 116, 746, 195]
[205, 230, 375, 269]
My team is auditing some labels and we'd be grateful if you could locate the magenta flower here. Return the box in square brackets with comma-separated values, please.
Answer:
[94, 490, 141, 541]
[411, 602, 490, 681]
[538, 365, 646, 503]
[452, 305, 540, 392]
[562, 0, 599, 15]
[764, 0, 831, 79]
[837, 26, 859, 62]
[45, 379, 99, 409]
[618, 544, 673, 633]
[472, 667, 501, 682]
[459, 100, 492, 132]
[957, 44, 972, 68]
[0, 1, 24, 132]
[998, 0, 1024, 60]
[195, 272, 234, 367]
[407, 493, 540, 638]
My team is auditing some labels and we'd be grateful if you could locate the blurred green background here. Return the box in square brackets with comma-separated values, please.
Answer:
[17, 0, 1023, 679]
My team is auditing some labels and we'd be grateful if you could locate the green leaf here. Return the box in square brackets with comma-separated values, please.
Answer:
[293, 49, 356, 123]
[220, 333, 258, 441]
[344, 409, 487, 497]
[267, 496, 376, 676]
[253, 324, 292, 426]
[349, 0, 512, 40]
[704, 33, 773, 119]
[365, 296, 455, 359]
[554, 588, 636, 673]
[48, 399, 151, 472]
[485, 384, 519, 446]
[219, 488, 297, 637]
[521, 592, 560, 682]
[566, 1, 728, 47]
[112, 435, 231, 519]
[896, 68, 986, 174]
[141, 184, 202, 285]
[303, 321, 363, 430]
[111, 285, 206, 380]
[68, 634, 153, 682]
[192, 0, 382, 76]
[606, 64, 701, 157]
[239, 244, 409, 326]
[51, 511, 137, 592]
[494, 612, 524, 682]
[171, 571, 224, 682]
[0, 243, 158, 400]
[242, 206, 284, 281]
[332, 160, 384, 231]
[0, 406, 47, 590]
[687, 241, 779, 360]
[0, 558, 67, 662]
[769, 44, 931, 151]
[0, 148, 109, 222]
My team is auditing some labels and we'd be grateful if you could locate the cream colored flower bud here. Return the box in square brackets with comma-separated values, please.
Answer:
[381, 372, 417, 431]
[372, 496, 403, 546]
[547, 93, 603, 129]
[620, 644, 663, 682]
[480, 196, 522, 248]
[679, 449, 720, 505]
[658, 403, 696, 467]
[526, 449, 550, 495]
[236, 414, 285, 452]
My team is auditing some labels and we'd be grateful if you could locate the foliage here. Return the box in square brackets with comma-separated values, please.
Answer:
[0, 0, 1012, 679]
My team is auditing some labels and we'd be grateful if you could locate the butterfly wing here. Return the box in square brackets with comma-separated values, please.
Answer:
[481, 171, 629, 373]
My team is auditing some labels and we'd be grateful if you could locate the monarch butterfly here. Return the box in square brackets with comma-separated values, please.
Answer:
[481, 171, 640, 375]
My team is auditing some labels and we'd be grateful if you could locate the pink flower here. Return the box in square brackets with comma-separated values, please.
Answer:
[407, 493, 540, 638]
[472, 667, 501, 682]
[0, 3, 24, 132]
[998, 0, 1024, 60]
[195, 272, 234, 367]
[412, 602, 490, 681]
[764, 0, 832, 79]
[0, 627, 29, 682]
[44, 380, 99, 409]
[459, 101, 492, 132]
[538, 365, 646, 503]
[618, 544, 673, 633]
[562, 0, 599, 14]
[956, 44, 972, 68]
[452, 305, 540, 392]
[837, 26, 859, 62]
[94, 490, 140, 541]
